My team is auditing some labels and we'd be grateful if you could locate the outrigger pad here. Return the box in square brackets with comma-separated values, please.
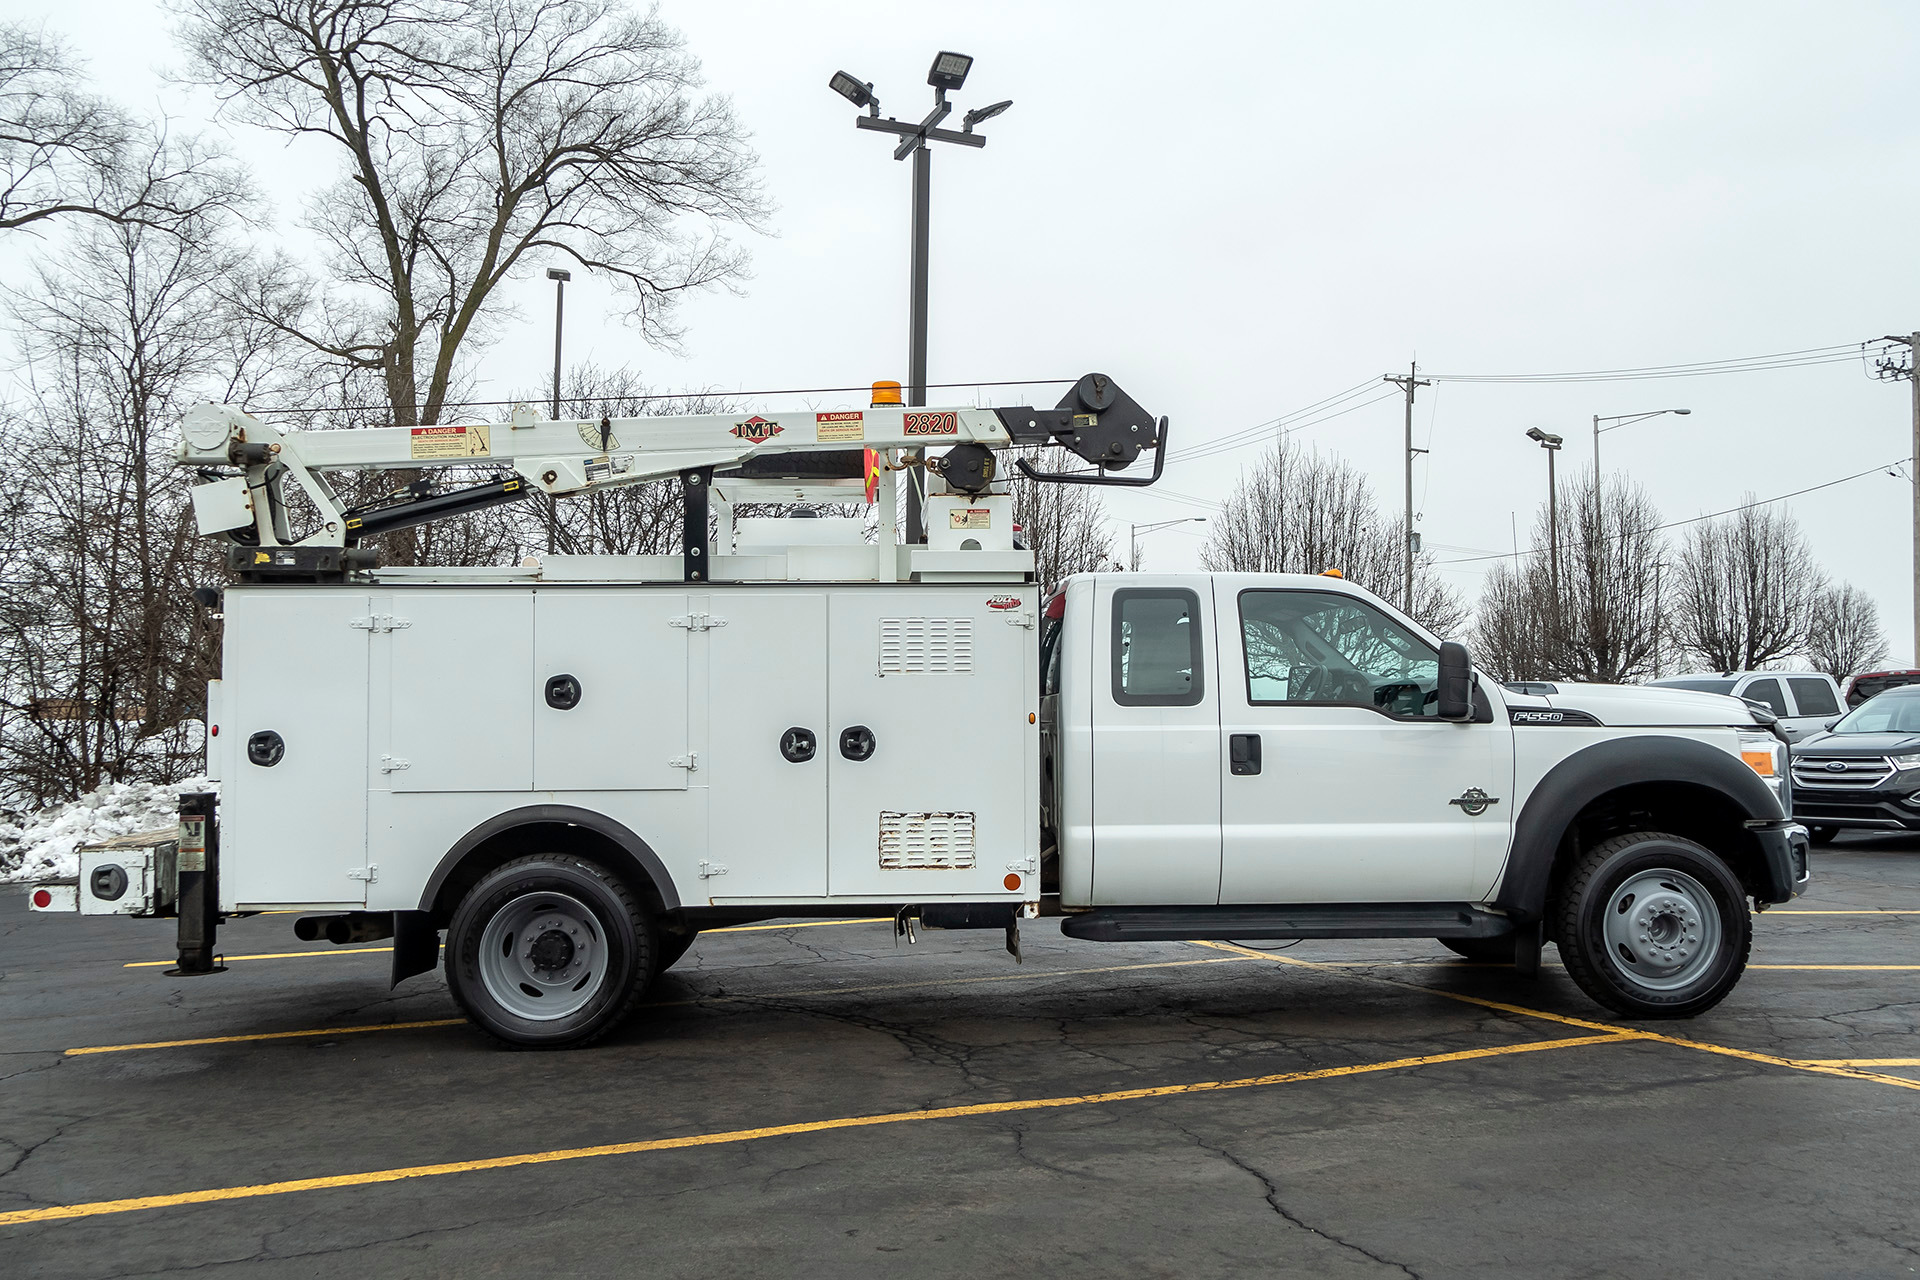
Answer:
[993, 372, 1161, 471]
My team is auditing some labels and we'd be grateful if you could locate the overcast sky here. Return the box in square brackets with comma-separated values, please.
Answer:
[11, 1, 1920, 664]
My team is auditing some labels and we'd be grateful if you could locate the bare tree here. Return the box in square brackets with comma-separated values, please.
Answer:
[176, 0, 768, 437]
[1198, 437, 1466, 635]
[1470, 556, 1550, 683]
[0, 156, 294, 807]
[1007, 446, 1118, 596]
[1, 23, 245, 235]
[1807, 582, 1889, 682]
[1671, 499, 1825, 672]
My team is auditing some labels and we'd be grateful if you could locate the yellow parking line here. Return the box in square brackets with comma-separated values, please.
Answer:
[1768, 910, 1920, 914]
[705, 918, 892, 934]
[1800, 1059, 1920, 1067]
[1191, 941, 1920, 1094]
[66, 1020, 467, 1056]
[71, 957, 1251, 1056]
[1750, 964, 1920, 970]
[0, 1033, 1619, 1227]
[125, 947, 394, 968]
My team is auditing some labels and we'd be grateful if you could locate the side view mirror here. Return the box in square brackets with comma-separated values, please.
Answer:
[1824, 718, 1840, 731]
[1437, 641, 1473, 721]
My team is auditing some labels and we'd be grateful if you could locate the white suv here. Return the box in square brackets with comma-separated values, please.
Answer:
[1647, 672, 1844, 744]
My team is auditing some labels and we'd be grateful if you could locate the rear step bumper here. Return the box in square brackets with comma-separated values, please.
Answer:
[1059, 903, 1513, 943]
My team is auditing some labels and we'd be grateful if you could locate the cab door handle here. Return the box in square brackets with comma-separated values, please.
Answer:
[1230, 733, 1261, 775]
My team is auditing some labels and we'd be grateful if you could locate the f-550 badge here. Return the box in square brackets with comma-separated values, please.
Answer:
[730, 416, 782, 442]
[1448, 788, 1501, 816]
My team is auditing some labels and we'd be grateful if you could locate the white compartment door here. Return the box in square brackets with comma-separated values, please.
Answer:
[222, 592, 370, 907]
[385, 591, 534, 792]
[533, 590, 690, 792]
[704, 592, 828, 897]
[826, 591, 1034, 898]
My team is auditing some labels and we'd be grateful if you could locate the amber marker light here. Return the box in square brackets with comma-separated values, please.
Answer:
[1004, 874, 1022, 891]
[1741, 750, 1776, 777]
[871, 380, 903, 407]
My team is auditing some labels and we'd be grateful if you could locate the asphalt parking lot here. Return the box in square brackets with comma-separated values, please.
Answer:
[3, 841, 1919, 1279]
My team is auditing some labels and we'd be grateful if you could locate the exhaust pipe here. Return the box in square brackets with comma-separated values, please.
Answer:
[294, 913, 395, 945]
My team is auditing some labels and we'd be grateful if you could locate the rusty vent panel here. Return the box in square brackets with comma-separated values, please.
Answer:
[878, 811, 978, 870]
[879, 617, 973, 675]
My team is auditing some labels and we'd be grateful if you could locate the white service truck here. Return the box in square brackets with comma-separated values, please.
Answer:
[30, 375, 1810, 1046]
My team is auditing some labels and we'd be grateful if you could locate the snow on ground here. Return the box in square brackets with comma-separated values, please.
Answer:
[0, 778, 215, 883]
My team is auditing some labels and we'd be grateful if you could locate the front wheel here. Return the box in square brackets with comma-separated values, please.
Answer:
[446, 854, 656, 1048]
[1553, 831, 1751, 1019]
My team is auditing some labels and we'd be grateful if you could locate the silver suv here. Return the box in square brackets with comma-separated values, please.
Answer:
[1646, 671, 1844, 744]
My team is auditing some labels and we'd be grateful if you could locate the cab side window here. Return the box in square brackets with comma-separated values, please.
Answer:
[1743, 678, 1789, 718]
[1112, 589, 1203, 706]
[1239, 589, 1439, 719]
[1787, 678, 1839, 718]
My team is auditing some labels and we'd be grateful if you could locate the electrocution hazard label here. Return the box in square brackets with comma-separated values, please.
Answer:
[816, 411, 864, 441]
[410, 425, 491, 459]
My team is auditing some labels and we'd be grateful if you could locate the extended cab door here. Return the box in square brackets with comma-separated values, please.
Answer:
[1215, 581, 1514, 904]
[1087, 579, 1222, 904]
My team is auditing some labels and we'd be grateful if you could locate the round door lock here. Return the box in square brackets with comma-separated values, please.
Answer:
[545, 674, 582, 710]
[839, 725, 876, 762]
[780, 728, 817, 763]
[247, 730, 285, 767]
[89, 864, 129, 902]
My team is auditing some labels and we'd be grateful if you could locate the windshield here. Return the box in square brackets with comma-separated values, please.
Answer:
[1656, 679, 1737, 695]
[1833, 694, 1920, 734]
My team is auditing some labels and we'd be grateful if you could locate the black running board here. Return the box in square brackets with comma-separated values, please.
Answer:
[1058, 903, 1513, 943]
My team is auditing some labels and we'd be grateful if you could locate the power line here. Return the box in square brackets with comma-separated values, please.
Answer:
[244, 377, 1080, 416]
[1426, 342, 1886, 385]
[1434, 457, 1912, 567]
[1167, 387, 1403, 466]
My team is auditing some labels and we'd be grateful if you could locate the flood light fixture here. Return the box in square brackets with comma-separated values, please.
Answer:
[963, 99, 1013, 131]
[829, 71, 876, 113]
[927, 51, 973, 90]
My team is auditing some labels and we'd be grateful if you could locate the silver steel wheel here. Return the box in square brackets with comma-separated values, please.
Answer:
[1601, 868, 1724, 992]
[476, 892, 607, 1021]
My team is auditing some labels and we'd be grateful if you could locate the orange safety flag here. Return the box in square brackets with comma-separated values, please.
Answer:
[864, 448, 880, 504]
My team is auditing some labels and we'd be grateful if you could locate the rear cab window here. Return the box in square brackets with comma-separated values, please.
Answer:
[1742, 677, 1789, 718]
[1111, 589, 1203, 707]
[1786, 678, 1840, 718]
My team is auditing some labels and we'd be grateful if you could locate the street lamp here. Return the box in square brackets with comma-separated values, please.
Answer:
[1527, 428, 1564, 602]
[830, 52, 1011, 545]
[545, 267, 572, 421]
[1593, 408, 1689, 475]
[1129, 518, 1206, 570]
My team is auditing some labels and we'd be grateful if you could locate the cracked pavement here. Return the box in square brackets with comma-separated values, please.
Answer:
[2, 835, 1919, 1277]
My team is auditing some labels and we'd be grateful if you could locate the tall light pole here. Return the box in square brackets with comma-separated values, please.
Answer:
[830, 56, 1011, 546]
[1130, 518, 1206, 570]
[1527, 427, 1564, 604]
[1873, 334, 1920, 661]
[1593, 407, 1689, 475]
[545, 266, 571, 553]
[1383, 363, 1430, 612]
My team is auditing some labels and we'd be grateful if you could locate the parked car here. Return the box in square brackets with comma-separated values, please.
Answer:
[1788, 684, 1920, 842]
[1646, 671, 1844, 745]
[1843, 669, 1920, 708]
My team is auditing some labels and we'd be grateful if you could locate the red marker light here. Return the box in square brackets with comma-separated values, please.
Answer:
[210, 725, 219, 736]
[31, 889, 51, 909]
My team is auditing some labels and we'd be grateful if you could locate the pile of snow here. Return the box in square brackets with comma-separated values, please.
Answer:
[0, 777, 215, 884]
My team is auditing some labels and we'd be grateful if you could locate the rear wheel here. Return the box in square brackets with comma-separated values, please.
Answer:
[446, 853, 656, 1048]
[1553, 831, 1751, 1019]
[1439, 936, 1517, 963]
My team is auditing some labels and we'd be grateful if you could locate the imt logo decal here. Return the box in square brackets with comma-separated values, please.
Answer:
[730, 415, 783, 442]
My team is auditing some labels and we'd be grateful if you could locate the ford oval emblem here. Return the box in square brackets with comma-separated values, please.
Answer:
[1825, 760, 1849, 772]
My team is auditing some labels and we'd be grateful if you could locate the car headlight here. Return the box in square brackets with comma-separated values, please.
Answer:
[1893, 752, 1920, 771]
[1738, 731, 1784, 779]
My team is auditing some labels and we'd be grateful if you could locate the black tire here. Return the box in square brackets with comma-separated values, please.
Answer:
[1806, 825, 1840, 846]
[1553, 831, 1751, 1019]
[654, 929, 698, 975]
[1440, 935, 1517, 963]
[446, 853, 656, 1048]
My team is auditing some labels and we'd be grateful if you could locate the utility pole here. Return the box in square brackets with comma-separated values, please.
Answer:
[1874, 334, 1920, 661]
[1382, 362, 1430, 613]
[545, 266, 571, 555]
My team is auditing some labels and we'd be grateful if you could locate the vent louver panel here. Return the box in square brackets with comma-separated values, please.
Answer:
[878, 617, 973, 675]
[878, 812, 978, 870]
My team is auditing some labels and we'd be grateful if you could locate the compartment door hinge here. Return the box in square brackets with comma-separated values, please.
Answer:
[1004, 611, 1036, 629]
[670, 612, 728, 631]
[699, 859, 728, 879]
[346, 865, 378, 883]
[669, 751, 699, 772]
[350, 615, 411, 633]
[378, 754, 411, 774]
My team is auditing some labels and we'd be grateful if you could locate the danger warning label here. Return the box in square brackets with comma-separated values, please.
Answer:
[950, 508, 992, 530]
[410, 424, 491, 459]
[815, 411, 864, 442]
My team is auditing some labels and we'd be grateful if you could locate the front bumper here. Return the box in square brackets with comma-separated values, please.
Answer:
[1750, 822, 1811, 903]
[1792, 785, 1920, 832]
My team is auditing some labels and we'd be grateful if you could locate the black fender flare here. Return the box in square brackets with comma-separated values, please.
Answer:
[1492, 734, 1784, 922]
[416, 804, 682, 916]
